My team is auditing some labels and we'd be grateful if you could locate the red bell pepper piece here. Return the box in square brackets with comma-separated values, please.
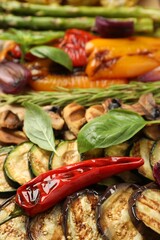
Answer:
[15, 156, 144, 217]
[57, 29, 96, 67]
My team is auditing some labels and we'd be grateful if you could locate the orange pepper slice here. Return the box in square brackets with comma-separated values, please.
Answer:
[86, 55, 159, 80]
[29, 74, 128, 91]
[86, 37, 160, 60]
[85, 36, 160, 80]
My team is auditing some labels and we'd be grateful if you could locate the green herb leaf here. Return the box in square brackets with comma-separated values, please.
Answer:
[0, 29, 65, 62]
[0, 29, 64, 46]
[77, 109, 147, 153]
[30, 45, 73, 71]
[23, 102, 56, 152]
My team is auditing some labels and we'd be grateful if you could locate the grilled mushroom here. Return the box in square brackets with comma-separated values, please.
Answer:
[0, 129, 28, 145]
[0, 105, 25, 122]
[48, 111, 65, 130]
[85, 104, 105, 122]
[0, 110, 22, 129]
[62, 102, 86, 136]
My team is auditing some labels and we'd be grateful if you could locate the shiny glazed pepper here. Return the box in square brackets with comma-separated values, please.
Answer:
[15, 156, 144, 217]
[57, 29, 96, 67]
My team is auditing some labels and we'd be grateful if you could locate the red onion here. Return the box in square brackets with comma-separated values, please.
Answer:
[94, 16, 134, 38]
[153, 162, 160, 187]
[0, 62, 31, 94]
[137, 66, 160, 82]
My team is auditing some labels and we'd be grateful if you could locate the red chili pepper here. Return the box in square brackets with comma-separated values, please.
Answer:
[57, 29, 96, 67]
[15, 156, 144, 217]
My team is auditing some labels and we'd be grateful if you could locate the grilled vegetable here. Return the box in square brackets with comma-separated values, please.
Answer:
[0, 110, 22, 129]
[63, 189, 102, 240]
[150, 140, 160, 168]
[0, 196, 28, 239]
[0, 61, 31, 94]
[22, 0, 61, 4]
[94, 17, 134, 38]
[104, 141, 130, 157]
[143, 124, 160, 141]
[128, 183, 160, 239]
[0, 14, 95, 31]
[57, 29, 95, 67]
[3, 142, 33, 187]
[130, 138, 154, 180]
[29, 71, 128, 90]
[85, 37, 160, 81]
[100, 0, 138, 6]
[49, 140, 81, 170]
[85, 104, 105, 122]
[0, 129, 27, 145]
[28, 203, 64, 240]
[28, 145, 50, 176]
[62, 102, 86, 136]
[1, 2, 160, 19]
[96, 183, 143, 240]
[0, 148, 16, 198]
[15, 157, 143, 217]
[66, 0, 99, 5]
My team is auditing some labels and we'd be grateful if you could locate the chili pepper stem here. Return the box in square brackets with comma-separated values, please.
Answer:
[0, 204, 24, 226]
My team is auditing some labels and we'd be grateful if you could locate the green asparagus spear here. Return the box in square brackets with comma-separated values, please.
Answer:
[0, 14, 94, 30]
[1, 1, 160, 21]
[0, 14, 154, 32]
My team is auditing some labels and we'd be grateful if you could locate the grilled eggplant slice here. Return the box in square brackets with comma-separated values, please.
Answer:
[63, 189, 103, 240]
[28, 203, 65, 240]
[28, 144, 50, 176]
[128, 183, 160, 239]
[3, 142, 33, 187]
[0, 196, 29, 240]
[96, 183, 143, 240]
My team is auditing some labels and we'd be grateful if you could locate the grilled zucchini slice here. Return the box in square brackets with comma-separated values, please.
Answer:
[63, 189, 103, 240]
[49, 140, 81, 169]
[96, 184, 143, 240]
[28, 204, 65, 240]
[0, 147, 16, 197]
[130, 138, 154, 180]
[150, 140, 160, 168]
[129, 183, 160, 239]
[28, 145, 51, 176]
[3, 142, 33, 187]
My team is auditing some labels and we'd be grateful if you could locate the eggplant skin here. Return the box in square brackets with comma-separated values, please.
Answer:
[128, 182, 160, 240]
[63, 188, 103, 240]
[96, 183, 143, 240]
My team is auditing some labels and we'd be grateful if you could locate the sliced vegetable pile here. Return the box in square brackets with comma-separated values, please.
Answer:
[0, 93, 159, 239]
[0, 2, 160, 92]
[0, 2, 160, 239]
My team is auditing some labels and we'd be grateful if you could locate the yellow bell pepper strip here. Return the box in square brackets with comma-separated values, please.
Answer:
[85, 36, 160, 81]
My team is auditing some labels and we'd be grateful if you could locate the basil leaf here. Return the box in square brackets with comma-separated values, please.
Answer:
[77, 109, 147, 153]
[30, 45, 73, 71]
[23, 102, 56, 152]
